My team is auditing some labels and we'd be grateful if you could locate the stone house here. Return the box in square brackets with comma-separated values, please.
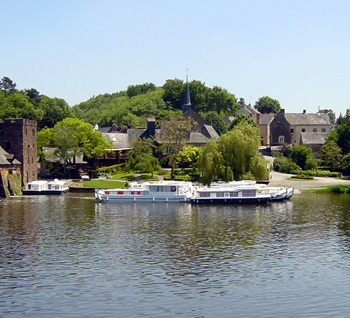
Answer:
[299, 132, 328, 158]
[270, 109, 331, 146]
[236, 105, 261, 122]
[257, 113, 275, 147]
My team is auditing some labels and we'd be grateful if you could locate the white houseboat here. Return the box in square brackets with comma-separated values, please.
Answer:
[22, 179, 69, 195]
[191, 183, 272, 204]
[22, 180, 49, 195]
[95, 181, 194, 203]
[209, 181, 294, 201]
[45, 179, 69, 194]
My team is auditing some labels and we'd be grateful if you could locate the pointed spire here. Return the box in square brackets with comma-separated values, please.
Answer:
[182, 75, 191, 113]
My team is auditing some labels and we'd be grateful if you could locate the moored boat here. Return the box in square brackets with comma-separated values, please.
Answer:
[191, 184, 271, 204]
[22, 180, 48, 195]
[209, 181, 294, 201]
[22, 179, 69, 195]
[44, 179, 69, 194]
[95, 181, 194, 203]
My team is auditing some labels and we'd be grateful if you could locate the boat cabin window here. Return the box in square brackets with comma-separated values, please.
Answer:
[242, 190, 256, 197]
[199, 192, 210, 198]
[230, 192, 238, 197]
[150, 186, 176, 192]
[216, 192, 224, 197]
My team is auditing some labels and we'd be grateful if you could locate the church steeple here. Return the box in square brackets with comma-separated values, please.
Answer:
[182, 75, 191, 113]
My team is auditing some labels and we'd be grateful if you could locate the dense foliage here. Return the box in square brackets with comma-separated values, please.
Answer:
[254, 96, 281, 114]
[273, 144, 317, 173]
[0, 77, 73, 129]
[199, 122, 269, 184]
[37, 118, 112, 175]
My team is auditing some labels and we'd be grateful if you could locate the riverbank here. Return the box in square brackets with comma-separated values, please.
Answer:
[268, 171, 350, 193]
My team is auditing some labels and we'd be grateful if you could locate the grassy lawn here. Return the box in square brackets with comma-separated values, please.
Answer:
[110, 172, 136, 181]
[82, 180, 127, 189]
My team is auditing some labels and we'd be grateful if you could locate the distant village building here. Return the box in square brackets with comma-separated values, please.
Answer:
[270, 109, 331, 147]
[257, 113, 275, 147]
[299, 132, 328, 157]
[236, 104, 261, 122]
[95, 78, 219, 167]
[0, 118, 37, 185]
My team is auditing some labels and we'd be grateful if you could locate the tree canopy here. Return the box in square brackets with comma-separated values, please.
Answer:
[228, 113, 258, 131]
[38, 118, 112, 175]
[254, 96, 281, 114]
[199, 122, 268, 184]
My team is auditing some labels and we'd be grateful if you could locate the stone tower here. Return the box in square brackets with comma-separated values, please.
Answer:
[0, 119, 37, 185]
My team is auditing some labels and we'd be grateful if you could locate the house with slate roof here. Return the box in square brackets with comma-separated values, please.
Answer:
[95, 78, 219, 167]
[270, 109, 331, 147]
[257, 113, 275, 146]
[299, 132, 328, 157]
[236, 104, 261, 122]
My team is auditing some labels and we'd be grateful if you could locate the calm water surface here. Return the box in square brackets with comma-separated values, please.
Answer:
[1, 193, 350, 317]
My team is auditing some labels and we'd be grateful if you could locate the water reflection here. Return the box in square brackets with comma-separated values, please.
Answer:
[2, 193, 350, 317]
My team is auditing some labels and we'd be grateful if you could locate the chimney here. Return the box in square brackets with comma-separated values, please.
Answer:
[256, 113, 261, 123]
[280, 109, 285, 114]
[147, 118, 156, 137]
[303, 109, 306, 114]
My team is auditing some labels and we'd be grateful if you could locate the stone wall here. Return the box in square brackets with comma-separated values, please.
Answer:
[0, 169, 22, 197]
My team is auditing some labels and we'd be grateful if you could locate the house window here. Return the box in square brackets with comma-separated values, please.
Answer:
[313, 128, 317, 132]
[278, 136, 285, 143]
[302, 129, 306, 132]
[322, 128, 326, 133]
[290, 129, 294, 133]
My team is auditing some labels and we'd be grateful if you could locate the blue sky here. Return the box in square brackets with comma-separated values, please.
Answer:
[1, 0, 350, 116]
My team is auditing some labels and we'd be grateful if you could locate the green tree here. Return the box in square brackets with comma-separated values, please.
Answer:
[162, 79, 184, 110]
[178, 145, 203, 173]
[319, 140, 343, 171]
[126, 138, 160, 176]
[24, 88, 41, 106]
[326, 115, 350, 155]
[0, 92, 44, 120]
[37, 127, 53, 162]
[126, 83, 156, 98]
[219, 123, 262, 180]
[201, 111, 227, 135]
[228, 113, 258, 131]
[199, 140, 224, 185]
[207, 86, 238, 115]
[188, 80, 210, 113]
[285, 145, 313, 170]
[342, 153, 350, 175]
[0, 77, 17, 96]
[38, 96, 73, 129]
[199, 122, 267, 184]
[51, 118, 112, 176]
[254, 96, 281, 114]
[160, 116, 193, 179]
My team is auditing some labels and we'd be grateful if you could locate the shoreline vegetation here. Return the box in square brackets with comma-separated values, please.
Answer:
[306, 185, 350, 193]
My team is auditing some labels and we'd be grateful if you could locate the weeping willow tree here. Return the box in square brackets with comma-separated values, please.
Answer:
[199, 122, 269, 185]
[199, 140, 225, 185]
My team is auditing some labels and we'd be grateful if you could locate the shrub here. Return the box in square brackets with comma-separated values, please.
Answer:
[273, 156, 301, 174]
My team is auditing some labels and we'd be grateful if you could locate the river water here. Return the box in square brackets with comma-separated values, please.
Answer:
[1, 193, 350, 317]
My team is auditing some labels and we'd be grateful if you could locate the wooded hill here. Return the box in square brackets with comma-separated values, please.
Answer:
[0, 76, 239, 132]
